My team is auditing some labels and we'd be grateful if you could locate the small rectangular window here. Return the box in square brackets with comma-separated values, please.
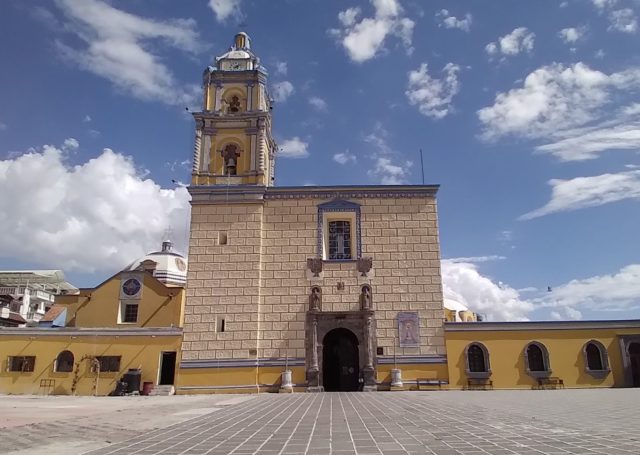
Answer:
[123, 303, 139, 323]
[94, 356, 121, 373]
[8, 356, 36, 372]
[217, 317, 226, 333]
[328, 220, 352, 260]
[218, 232, 228, 245]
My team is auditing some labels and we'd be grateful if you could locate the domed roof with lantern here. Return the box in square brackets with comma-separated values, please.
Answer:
[123, 240, 187, 287]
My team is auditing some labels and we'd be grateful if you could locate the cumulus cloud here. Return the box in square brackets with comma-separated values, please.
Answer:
[558, 26, 586, 43]
[271, 81, 294, 102]
[279, 137, 309, 158]
[0, 140, 190, 273]
[478, 62, 640, 161]
[328, 0, 415, 62]
[208, 0, 242, 22]
[62, 138, 79, 151]
[54, 0, 202, 106]
[538, 264, 640, 314]
[520, 170, 640, 219]
[274, 61, 288, 76]
[485, 27, 535, 58]
[364, 125, 412, 184]
[592, 0, 617, 9]
[308, 96, 328, 111]
[333, 150, 357, 165]
[441, 260, 534, 321]
[609, 9, 638, 33]
[435, 9, 472, 32]
[405, 63, 461, 119]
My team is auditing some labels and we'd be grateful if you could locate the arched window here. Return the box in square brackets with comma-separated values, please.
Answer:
[524, 342, 551, 378]
[55, 350, 74, 373]
[221, 144, 240, 176]
[465, 342, 491, 378]
[583, 340, 610, 378]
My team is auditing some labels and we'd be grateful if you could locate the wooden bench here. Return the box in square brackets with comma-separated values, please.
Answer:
[467, 377, 493, 390]
[416, 379, 447, 390]
[537, 376, 564, 389]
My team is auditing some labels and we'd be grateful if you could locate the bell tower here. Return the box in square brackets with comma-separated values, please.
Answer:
[191, 33, 277, 186]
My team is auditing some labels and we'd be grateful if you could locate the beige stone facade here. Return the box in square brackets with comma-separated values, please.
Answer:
[181, 186, 446, 367]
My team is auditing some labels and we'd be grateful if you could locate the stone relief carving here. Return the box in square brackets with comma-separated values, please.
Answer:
[307, 257, 323, 277]
[357, 257, 373, 277]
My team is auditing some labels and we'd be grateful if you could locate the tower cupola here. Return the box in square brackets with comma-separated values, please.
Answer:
[190, 33, 277, 187]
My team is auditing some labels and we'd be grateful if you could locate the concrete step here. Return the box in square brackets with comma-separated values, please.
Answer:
[149, 385, 175, 396]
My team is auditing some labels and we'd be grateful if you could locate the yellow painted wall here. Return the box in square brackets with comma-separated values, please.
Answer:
[446, 327, 635, 389]
[0, 334, 181, 396]
[56, 273, 184, 329]
[177, 365, 306, 394]
[377, 363, 448, 390]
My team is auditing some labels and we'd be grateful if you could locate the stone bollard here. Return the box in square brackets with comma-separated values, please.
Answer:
[391, 368, 403, 388]
[279, 370, 293, 393]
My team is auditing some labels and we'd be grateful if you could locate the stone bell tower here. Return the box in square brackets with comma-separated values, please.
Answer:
[191, 32, 277, 186]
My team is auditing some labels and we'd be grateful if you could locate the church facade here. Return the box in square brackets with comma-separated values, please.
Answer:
[178, 33, 447, 392]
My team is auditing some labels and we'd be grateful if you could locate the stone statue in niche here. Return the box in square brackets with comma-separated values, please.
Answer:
[357, 257, 373, 277]
[221, 144, 240, 176]
[307, 257, 323, 277]
[229, 95, 241, 113]
[360, 285, 372, 310]
[309, 287, 321, 311]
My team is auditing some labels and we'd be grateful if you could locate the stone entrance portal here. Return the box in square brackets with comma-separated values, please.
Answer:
[322, 328, 359, 391]
[306, 310, 377, 392]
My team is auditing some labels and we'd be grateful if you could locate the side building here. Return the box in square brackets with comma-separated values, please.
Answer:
[0, 241, 186, 396]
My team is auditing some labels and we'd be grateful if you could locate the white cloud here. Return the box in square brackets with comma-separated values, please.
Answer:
[271, 81, 294, 102]
[520, 170, 640, 219]
[308, 96, 328, 111]
[0, 121, 7, 131]
[83, 114, 92, 123]
[54, 0, 202, 106]
[592, 0, 617, 9]
[208, 0, 242, 22]
[609, 9, 638, 33]
[538, 264, 640, 313]
[436, 9, 472, 32]
[478, 62, 640, 161]
[441, 260, 534, 321]
[274, 61, 288, 76]
[485, 27, 535, 57]
[0, 140, 190, 273]
[279, 137, 309, 158]
[364, 126, 412, 184]
[447, 255, 506, 263]
[62, 138, 79, 151]
[405, 63, 461, 119]
[558, 26, 586, 43]
[333, 150, 357, 165]
[329, 0, 415, 62]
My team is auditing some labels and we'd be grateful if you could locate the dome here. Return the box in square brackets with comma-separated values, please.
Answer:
[444, 298, 469, 313]
[124, 240, 187, 287]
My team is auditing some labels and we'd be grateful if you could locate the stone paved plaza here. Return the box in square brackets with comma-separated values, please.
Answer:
[3, 390, 640, 455]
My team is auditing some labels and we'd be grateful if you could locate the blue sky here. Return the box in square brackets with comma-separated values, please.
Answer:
[1, 0, 640, 321]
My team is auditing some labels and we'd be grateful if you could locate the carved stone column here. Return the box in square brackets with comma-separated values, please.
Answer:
[306, 315, 322, 392]
[257, 118, 266, 172]
[192, 119, 204, 173]
[362, 312, 377, 391]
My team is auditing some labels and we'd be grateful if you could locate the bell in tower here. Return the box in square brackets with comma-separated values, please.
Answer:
[190, 33, 277, 187]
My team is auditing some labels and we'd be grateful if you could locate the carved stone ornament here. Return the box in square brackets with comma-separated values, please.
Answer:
[195, 119, 205, 130]
[360, 285, 372, 310]
[309, 286, 321, 311]
[307, 257, 323, 277]
[357, 257, 373, 277]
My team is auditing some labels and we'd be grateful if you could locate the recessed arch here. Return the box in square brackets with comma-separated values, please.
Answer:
[55, 350, 74, 373]
[465, 342, 491, 379]
[583, 340, 610, 379]
[221, 88, 246, 113]
[216, 139, 245, 175]
[524, 341, 551, 379]
[322, 328, 359, 392]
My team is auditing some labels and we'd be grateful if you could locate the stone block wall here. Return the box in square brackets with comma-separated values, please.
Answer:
[181, 190, 446, 363]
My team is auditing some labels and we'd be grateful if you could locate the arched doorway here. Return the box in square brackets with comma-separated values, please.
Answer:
[630, 342, 640, 387]
[322, 328, 359, 391]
